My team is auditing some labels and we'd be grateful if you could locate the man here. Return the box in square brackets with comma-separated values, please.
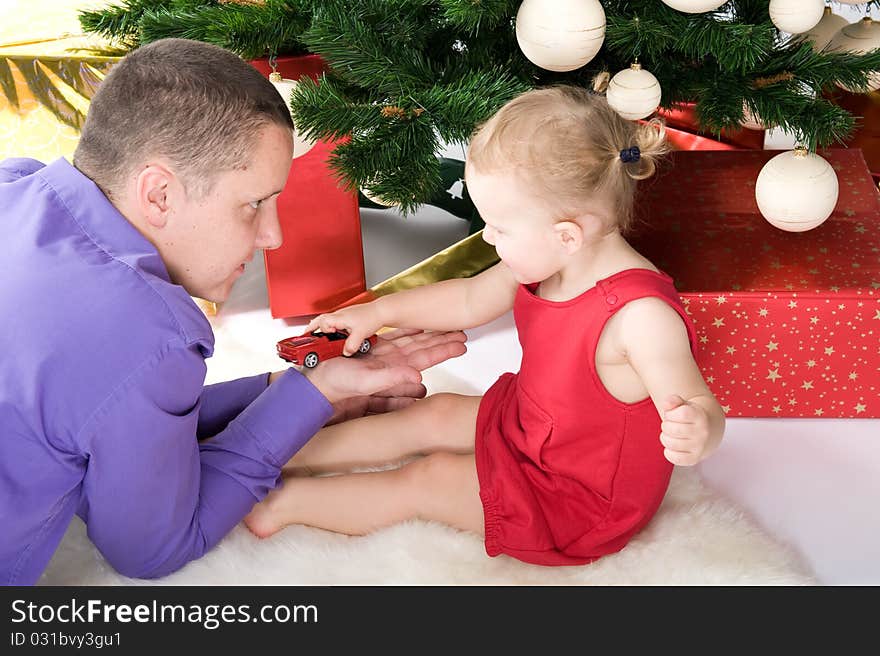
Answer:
[0, 38, 466, 585]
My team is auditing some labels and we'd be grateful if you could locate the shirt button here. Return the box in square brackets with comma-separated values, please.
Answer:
[606, 294, 618, 305]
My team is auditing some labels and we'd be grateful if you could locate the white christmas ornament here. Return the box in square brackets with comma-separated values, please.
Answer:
[269, 74, 317, 159]
[605, 63, 662, 120]
[659, 0, 726, 13]
[795, 7, 848, 52]
[755, 148, 839, 232]
[827, 18, 880, 93]
[515, 0, 605, 72]
[769, 0, 824, 35]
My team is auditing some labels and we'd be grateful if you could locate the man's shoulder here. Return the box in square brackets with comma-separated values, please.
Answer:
[0, 157, 45, 184]
[83, 269, 216, 359]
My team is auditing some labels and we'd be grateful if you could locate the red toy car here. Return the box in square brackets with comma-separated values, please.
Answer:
[276, 330, 377, 368]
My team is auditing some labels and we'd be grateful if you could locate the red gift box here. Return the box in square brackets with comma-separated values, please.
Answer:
[629, 149, 880, 418]
[249, 55, 365, 318]
[824, 88, 880, 185]
[657, 103, 766, 151]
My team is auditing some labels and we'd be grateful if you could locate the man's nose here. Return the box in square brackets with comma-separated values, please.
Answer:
[256, 201, 284, 250]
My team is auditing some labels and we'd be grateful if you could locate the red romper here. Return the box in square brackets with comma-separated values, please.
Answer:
[474, 268, 697, 566]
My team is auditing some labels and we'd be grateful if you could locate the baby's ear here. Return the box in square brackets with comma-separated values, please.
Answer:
[553, 220, 583, 254]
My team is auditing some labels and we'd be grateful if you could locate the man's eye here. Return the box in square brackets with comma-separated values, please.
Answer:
[249, 200, 262, 210]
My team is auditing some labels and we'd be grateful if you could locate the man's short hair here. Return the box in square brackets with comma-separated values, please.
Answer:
[74, 38, 294, 200]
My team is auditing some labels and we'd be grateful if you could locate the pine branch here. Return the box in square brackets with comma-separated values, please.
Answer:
[438, 0, 518, 33]
[303, 2, 440, 92]
[330, 117, 441, 215]
[409, 69, 529, 143]
[289, 75, 388, 142]
[139, 0, 311, 59]
[78, 0, 183, 48]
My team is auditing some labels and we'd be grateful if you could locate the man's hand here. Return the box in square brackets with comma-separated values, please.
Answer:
[659, 394, 720, 466]
[323, 327, 468, 423]
[271, 328, 467, 423]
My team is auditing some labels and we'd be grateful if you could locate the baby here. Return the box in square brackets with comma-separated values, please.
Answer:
[245, 86, 725, 566]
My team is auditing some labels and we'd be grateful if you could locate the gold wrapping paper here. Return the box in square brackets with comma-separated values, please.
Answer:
[370, 231, 497, 297]
[0, 0, 117, 162]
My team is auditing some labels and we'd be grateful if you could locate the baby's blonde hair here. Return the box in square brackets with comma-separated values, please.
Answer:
[466, 85, 668, 233]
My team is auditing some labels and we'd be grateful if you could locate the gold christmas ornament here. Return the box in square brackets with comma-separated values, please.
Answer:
[659, 0, 726, 13]
[740, 102, 768, 131]
[268, 75, 317, 159]
[605, 63, 662, 121]
[755, 147, 839, 232]
[795, 7, 848, 52]
[361, 186, 397, 208]
[769, 0, 825, 35]
[827, 18, 880, 93]
[515, 0, 606, 72]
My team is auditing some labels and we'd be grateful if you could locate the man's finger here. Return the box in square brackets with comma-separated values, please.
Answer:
[402, 341, 468, 371]
[364, 365, 422, 394]
[370, 331, 467, 359]
[375, 329, 466, 349]
[364, 395, 418, 414]
[367, 382, 428, 399]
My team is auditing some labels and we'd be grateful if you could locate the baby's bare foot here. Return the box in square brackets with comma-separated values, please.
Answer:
[243, 502, 282, 539]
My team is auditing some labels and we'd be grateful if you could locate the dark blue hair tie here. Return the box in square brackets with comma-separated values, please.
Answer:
[619, 146, 640, 163]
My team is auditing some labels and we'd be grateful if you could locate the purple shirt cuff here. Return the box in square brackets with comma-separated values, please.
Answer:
[226, 368, 333, 467]
[197, 373, 271, 439]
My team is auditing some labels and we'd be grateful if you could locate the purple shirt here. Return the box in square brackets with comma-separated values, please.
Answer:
[0, 158, 333, 584]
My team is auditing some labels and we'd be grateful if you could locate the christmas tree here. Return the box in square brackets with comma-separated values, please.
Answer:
[81, 0, 880, 213]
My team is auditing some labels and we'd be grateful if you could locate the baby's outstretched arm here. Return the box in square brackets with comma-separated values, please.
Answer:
[618, 297, 725, 466]
[308, 262, 519, 355]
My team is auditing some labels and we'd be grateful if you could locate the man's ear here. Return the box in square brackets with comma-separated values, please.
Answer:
[135, 164, 175, 229]
[554, 219, 584, 254]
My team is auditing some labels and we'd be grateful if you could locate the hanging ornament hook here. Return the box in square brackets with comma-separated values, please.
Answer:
[268, 53, 281, 82]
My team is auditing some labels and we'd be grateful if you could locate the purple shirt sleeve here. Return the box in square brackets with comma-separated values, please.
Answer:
[197, 374, 272, 439]
[77, 341, 331, 579]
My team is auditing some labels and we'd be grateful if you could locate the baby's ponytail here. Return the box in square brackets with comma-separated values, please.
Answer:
[621, 118, 669, 181]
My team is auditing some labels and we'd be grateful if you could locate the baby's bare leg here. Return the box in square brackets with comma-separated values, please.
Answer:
[245, 453, 484, 538]
[285, 393, 481, 475]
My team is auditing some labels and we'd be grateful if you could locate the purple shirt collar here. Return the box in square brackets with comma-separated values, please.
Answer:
[36, 157, 172, 283]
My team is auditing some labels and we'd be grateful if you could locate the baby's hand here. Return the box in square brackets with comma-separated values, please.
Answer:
[659, 394, 712, 466]
[306, 302, 384, 356]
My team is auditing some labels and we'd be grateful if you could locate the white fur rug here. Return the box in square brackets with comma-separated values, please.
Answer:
[39, 465, 815, 585]
[37, 304, 817, 586]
